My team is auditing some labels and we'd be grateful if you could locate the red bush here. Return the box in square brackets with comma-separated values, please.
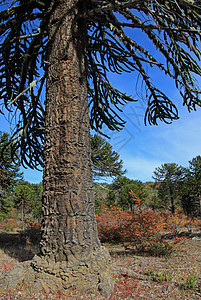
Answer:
[96, 191, 189, 256]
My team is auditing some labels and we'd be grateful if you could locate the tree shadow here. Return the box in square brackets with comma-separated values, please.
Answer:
[0, 232, 39, 262]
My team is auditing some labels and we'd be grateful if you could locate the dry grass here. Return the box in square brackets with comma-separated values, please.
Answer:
[0, 232, 200, 299]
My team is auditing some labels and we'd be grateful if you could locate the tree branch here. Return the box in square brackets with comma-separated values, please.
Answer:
[82, 0, 145, 19]
[9, 77, 43, 106]
[0, 13, 42, 36]
[118, 22, 201, 33]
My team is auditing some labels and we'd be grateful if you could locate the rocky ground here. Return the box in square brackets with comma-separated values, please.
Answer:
[0, 232, 200, 299]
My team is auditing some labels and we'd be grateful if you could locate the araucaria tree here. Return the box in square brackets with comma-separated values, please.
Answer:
[91, 134, 126, 178]
[0, 0, 201, 295]
[153, 163, 185, 214]
[181, 156, 201, 216]
[0, 131, 22, 215]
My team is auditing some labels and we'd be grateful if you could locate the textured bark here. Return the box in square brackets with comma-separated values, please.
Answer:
[169, 183, 175, 215]
[0, 2, 114, 295]
[40, 0, 101, 264]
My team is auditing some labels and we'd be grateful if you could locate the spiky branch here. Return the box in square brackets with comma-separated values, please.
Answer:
[0, 0, 201, 168]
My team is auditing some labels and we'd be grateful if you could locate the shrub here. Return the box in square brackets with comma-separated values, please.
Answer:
[145, 268, 172, 282]
[0, 209, 22, 232]
[24, 221, 41, 244]
[182, 271, 199, 290]
[148, 239, 174, 258]
[96, 205, 131, 243]
[193, 217, 201, 230]
[96, 191, 188, 256]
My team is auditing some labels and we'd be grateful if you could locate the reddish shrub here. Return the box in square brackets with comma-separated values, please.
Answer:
[96, 191, 189, 256]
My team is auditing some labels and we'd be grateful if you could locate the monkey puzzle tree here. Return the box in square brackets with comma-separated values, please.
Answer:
[153, 163, 185, 214]
[0, 131, 22, 215]
[119, 180, 147, 212]
[14, 181, 34, 228]
[91, 134, 126, 178]
[188, 156, 201, 215]
[181, 156, 201, 216]
[0, 0, 201, 295]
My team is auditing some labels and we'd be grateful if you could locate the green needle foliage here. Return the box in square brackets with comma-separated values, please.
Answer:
[108, 176, 148, 210]
[13, 181, 43, 220]
[0, 1, 201, 169]
[153, 163, 186, 214]
[180, 155, 201, 216]
[0, 131, 22, 191]
[91, 134, 126, 178]
[0, 131, 22, 214]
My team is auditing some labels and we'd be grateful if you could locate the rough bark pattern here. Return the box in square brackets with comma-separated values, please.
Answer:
[0, 1, 114, 295]
[0, 248, 114, 296]
[169, 184, 175, 215]
[40, 0, 101, 264]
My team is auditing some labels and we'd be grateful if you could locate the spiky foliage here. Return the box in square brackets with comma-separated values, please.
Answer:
[91, 134, 126, 178]
[153, 163, 186, 214]
[0, 0, 201, 168]
[0, 131, 22, 193]
[181, 155, 201, 216]
[0, 131, 22, 214]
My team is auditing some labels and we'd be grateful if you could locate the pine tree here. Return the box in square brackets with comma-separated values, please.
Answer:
[153, 163, 185, 214]
[91, 134, 126, 178]
[0, 131, 22, 215]
[181, 156, 201, 216]
[30, 182, 43, 220]
[14, 181, 34, 228]
[108, 176, 147, 210]
[0, 0, 201, 295]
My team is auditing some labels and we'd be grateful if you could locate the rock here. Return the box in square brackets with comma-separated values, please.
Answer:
[0, 263, 28, 290]
[166, 283, 176, 292]
[139, 260, 146, 268]
[98, 271, 114, 296]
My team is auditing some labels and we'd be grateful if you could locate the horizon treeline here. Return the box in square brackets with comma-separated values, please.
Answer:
[1, 131, 201, 222]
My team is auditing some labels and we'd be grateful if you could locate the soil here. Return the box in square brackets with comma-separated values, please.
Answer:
[0, 231, 200, 299]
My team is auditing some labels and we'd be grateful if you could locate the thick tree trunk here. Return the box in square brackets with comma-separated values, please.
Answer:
[0, 1, 114, 295]
[35, 0, 113, 293]
[40, 0, 100, 262]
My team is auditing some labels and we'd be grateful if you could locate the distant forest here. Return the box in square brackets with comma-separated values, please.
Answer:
[1, 131, 201, 225]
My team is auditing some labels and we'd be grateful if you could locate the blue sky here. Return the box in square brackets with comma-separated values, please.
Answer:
[92, 51, 201, 183]
[105, 102, 201, 182]
[1, 7, 201, 184]
[1, 71, 201, 184]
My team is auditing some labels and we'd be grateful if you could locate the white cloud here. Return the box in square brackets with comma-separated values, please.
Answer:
[122, 156, 163, 182]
